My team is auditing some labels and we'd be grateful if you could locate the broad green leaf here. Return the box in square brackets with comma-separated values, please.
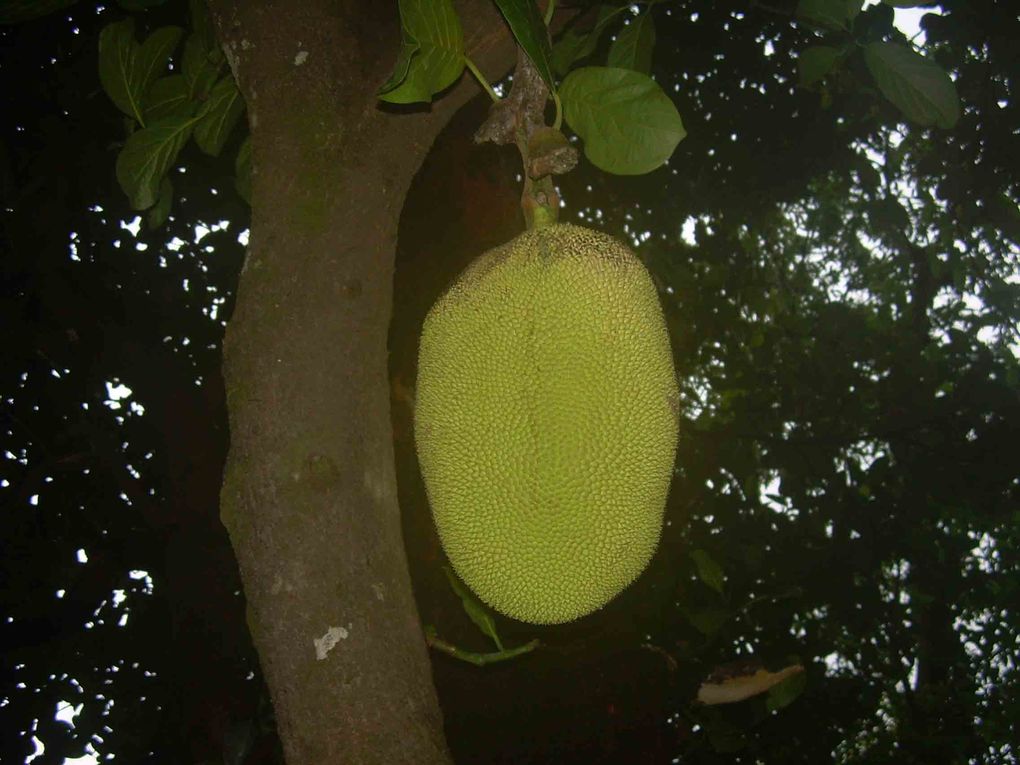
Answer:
[687, 607, 729, 636]
[864, 42, 960, 128]
[0, 0, 76, 23]
[99, 21, 181, 127]
[99, 20, 143, 123]
[143, 75, 193, 122]
[376, 29, 420, 98]
[234, 136, 251, 204]
[691, 549, 725, 593]
[560, 66, 685, 175]
[492, 0, 555, 91]
[115, 114, 196, 209]
[551, 5, 623, 76]
[607, 8, 656, 74]
[882, 0, 936, 6]
[194, 75, 244, 156]
[766, 667, 808, 711]
[182, 32, 223, 100]
[378, 0, 464, 104]
[146, 177, 173, 228]
[136, 26, 183, 93]
[444, 568, 504, 651]
[797, 45, 841, 87]
[796, 0, 861, 31]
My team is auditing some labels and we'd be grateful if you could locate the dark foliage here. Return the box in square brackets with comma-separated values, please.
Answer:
[2, 1, 1018, 764]
[1, 3, 264, 763]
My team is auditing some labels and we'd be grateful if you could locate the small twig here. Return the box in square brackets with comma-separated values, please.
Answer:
[641, 642, 679, 673]
[426, 629, 541, 666]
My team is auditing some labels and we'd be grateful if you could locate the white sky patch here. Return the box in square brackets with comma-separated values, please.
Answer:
[890, 5, 928, 43]
[680, 216, 697, 245]
[193, 219, 231, 245]
[44, 698, 101, 765]
[55, 700, 83, 727]
[119, 216, 142, 237]
[130, 569, 154, 595]
[25, 736, 44, 764]
[294, 49, 309, 66]
[103, 381, 132, 411]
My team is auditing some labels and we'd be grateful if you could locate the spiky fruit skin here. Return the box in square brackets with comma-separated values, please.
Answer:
[415, 224, 679, 624]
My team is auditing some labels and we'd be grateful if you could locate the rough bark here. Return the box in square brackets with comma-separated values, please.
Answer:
[204, 2, 515, 762]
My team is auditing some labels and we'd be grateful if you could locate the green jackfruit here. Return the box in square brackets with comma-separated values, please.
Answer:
[415, 223, 679, 624]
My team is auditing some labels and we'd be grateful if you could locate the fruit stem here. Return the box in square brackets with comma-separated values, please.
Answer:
[465, 56, 500, 103]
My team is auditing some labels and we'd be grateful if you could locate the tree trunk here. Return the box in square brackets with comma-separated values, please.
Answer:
[204, 2, 514, 762]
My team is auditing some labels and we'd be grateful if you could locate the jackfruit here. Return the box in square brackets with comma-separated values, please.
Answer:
[414, 223, 679, 624]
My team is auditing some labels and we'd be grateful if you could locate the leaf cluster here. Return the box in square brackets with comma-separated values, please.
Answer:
[97, 0, 248, 226]
[794, 0, 960, 128]
[379, 0, 686, 176]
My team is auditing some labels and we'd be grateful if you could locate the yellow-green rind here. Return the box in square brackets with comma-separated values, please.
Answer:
[415, 223, 679, 624]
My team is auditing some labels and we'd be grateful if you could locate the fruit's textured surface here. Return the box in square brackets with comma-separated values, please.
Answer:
[415, 224, 679, 624]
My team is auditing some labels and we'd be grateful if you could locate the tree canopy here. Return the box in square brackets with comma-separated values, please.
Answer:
[2, 1, 1018, 763]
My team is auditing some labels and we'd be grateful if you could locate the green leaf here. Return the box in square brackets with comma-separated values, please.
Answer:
[115, 114, 196, 209]
[146, 177, 173, 228]
[0, 0, 77, 23]
[99, 20, 143, 123]
[234, 136, 251, 205]
[864, 42, 960, 128]
[796, 0, 861, 31]
[378, 0, 464, 104]
[377, 32, 420, 97]
[691, 549, 726, 593]
[766, 668, 808, 711]
[688, 608, 729, 636]
[194, 75, 244, 157]
[143, 75, 193, 122]
[137, 26, 184, 102]
[491, 0, 556, 91]
[882, 0, 936, 6]
[797, 45, 841, 87]
[99, 21, 182, 127]
[182, 32, 224, 101]
[551, 5, 623, 76]
[560, 66, 685, 175]
[607, 8, 656, 74]
[444, 567, 504, 651]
